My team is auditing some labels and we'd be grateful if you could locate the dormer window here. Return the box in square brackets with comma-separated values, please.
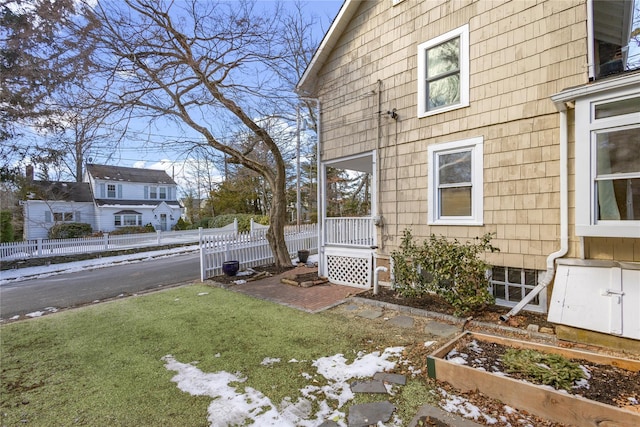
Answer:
[145, 185, 171, 200]
[107, 184, 116, 198]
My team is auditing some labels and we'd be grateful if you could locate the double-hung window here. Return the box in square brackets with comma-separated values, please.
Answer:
[573, 79, 640, 237]
[53, 212, 74, 222]
[417, 24, 469, 117]
[107, 184, 116, 198]
[428, 137, 483, 225]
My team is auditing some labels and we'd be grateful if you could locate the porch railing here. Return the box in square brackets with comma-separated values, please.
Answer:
[324, 217, 375, 247]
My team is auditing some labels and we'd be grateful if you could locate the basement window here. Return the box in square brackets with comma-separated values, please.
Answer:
[490, 267, 547, 313]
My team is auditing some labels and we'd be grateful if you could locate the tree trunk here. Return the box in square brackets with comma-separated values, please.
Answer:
[267, 166, 293, 268]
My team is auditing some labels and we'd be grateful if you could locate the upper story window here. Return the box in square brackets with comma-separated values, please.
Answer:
[427, 136, 483, 226]
[146, 185, 171, 200]
[107, 184, 116, 198]
[417, 24, 469, 117]
[573, 79, 640, 237]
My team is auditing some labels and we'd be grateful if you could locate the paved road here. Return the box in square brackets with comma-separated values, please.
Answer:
[0, 252, 200, 319]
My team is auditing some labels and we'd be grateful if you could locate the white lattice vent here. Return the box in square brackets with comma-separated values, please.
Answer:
[326, 254, 371, 287]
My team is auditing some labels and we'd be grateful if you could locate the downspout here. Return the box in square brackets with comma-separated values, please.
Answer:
[500, 109, 569, 322]
[375, 79, 384, 250]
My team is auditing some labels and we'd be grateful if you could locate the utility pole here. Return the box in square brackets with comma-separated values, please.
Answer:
[296, 104, 301, 230]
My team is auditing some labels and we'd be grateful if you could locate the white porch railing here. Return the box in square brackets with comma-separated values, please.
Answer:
[324, 217, 375, 247]
[200, 224, 317, 281]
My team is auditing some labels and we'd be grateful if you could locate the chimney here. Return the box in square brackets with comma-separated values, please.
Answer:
[26, 165, 34, 181]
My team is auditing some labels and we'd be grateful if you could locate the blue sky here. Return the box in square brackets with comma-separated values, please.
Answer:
[99, 0, 343, 193]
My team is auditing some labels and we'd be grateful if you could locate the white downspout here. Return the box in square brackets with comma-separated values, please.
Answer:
[500, 109, 569, 322]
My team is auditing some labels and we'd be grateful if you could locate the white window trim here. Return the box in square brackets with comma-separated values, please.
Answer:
[114, 213, 142, 227]
[417, 24, 470, 118]
[428, 137, 483, 226]
[574, 83, 640, 238]
[107, 184, 116, 198]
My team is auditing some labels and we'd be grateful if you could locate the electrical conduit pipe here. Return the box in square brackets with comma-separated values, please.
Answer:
[500, 109, 569, 322]
[374, 266, 388, 295]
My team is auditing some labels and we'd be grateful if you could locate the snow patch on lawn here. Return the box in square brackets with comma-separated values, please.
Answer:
[162, 346, 404, 426]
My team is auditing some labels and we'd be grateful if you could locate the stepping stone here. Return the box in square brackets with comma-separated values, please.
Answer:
[319, 421, 340, 427]
[387, 315, 414, 328]
[348, 401, 395, 427]
[344, 304, 360, 311]
[373, 372, 406, 385]
[408, 404, 484, 427]
[424, 321, 459, 337]
[358, 309, 383, 319]
[350, 379, 388, 393]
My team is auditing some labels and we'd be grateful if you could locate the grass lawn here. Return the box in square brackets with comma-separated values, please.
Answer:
[1, 284, 436, 426]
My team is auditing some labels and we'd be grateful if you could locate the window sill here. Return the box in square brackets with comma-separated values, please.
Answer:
[576, 223, 640, 238]
[428, 219, 484, 226]
[418, 101, 468, 119]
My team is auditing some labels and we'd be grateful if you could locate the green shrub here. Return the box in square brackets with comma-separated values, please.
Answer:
[502, 348, 585, 391]
[0, 211, 14, 242]
[109, 225, 155, 235]
[208, 213, 269, 233]
[48, 223, 93, 239]
[391, 229, 499, 316]
[172, 217, 190, 230]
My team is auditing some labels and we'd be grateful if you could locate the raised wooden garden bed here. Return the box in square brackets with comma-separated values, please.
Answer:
[427, 332, 640, 427]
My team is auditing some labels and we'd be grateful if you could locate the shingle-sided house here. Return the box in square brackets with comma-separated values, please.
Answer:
[297, 0, 639, 349]
[23, 164, 182, 239]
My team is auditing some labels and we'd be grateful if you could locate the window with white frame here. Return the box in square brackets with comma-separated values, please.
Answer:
[574, 85, 640, 237]
[107, 184, 116, 198]
[417, 24, 469, 117]
[490, 267, 547, 313]
[53, 212, 74, 222]
[428, 137, 483, 225]
[114, 213, 142, 227]
[148, 186, 168, 200]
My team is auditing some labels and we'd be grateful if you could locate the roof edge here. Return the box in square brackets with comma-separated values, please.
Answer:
[297, 0, 359, 95]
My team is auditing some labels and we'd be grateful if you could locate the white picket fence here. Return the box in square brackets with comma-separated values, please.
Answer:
[200, 223, 317, 281]
[0, 221, 239, 261]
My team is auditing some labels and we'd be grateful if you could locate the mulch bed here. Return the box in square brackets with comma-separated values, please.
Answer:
[358, 286, 556, 331]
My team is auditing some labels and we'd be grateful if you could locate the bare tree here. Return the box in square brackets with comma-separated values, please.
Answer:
[45, 95, 122, 182]
[82, 0, 313, 267]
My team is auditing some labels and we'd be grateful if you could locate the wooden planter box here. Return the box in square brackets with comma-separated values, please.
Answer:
[427, 332, 640, 427]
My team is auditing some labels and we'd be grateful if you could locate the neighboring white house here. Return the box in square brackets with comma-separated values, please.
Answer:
[22, 164, 183, 239]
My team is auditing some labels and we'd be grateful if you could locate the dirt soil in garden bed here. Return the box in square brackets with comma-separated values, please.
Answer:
[211, 264, 298, 285]
[447, 335, 640, 411]
[359, 286, 556, 331]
